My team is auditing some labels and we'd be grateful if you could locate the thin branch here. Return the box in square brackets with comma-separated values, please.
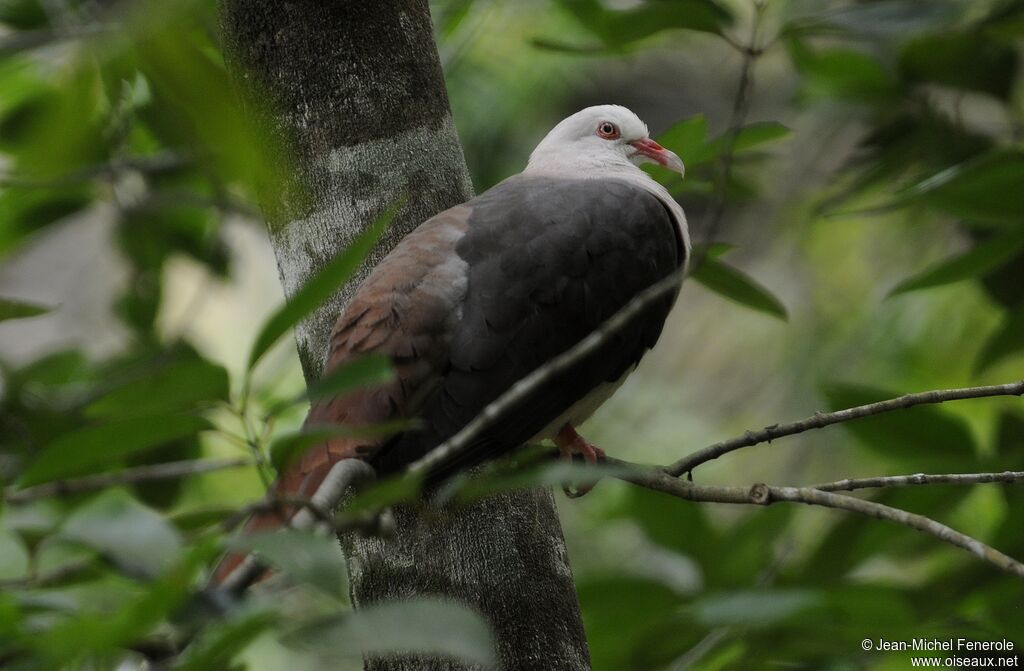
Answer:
[4, 458, 251, 504]
[666, 381, 1024, 477]
[607, 457, 1024, 579]
[809, 470, 1024, 492]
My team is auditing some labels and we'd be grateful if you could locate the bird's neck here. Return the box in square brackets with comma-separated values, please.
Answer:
[524, 150, 635, 178]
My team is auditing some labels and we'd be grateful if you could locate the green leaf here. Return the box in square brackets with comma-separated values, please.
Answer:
[784, 1, 957, 40]
[656, 117, 790, 171]
[656, 114, 713, 166]
[230, 530, 347, 599]
[577, 575, 686, 669]
[552, 0, 732, 47]
[975, 305, 1024, 374]
[788, 39, 896, 102]
[169, 505, 240, 532]
[12, 349, 89, 387]
[889, 228, 1024, 296]
[609, 485, 719, 567]
[896, 150, 1024, 226]
[33, 538, 217, 664]
[174, 610, 277, 671]
[0, 0, 47, 30]
[247, 204, 399, 370]
[690, 589, 822, 627]
[18, 414, 213, 486]
[528, 38, 607, 54]
[309, 355, 395, 400]
[698, 241, 735, 259]
[713, 505, 792, 584]
[436, 0, 476, 37]
[691, 256, 788, 320]
[822, 383, 979, 470]
[729, 122, 792, 153]
[0, 525, 30, 581]
[58, 489, 182, 577]
[0, 297, 50, 322]
[86, 358, 229, 418]
[801, 487, 972, 583]
[342, 472, 424, 514]
[284, 597, 496, 667]
[900, 31, 1017, 100]
[0, 186, 94, 253]
[268, 354, 394, 418]
[268, 421, 410, 475]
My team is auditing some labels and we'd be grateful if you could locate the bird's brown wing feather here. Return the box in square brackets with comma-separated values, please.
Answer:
[210, 206, 470, 584]
[290, 205, 472, 493]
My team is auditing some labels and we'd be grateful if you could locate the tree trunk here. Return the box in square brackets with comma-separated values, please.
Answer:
[218, 2, 591, 669]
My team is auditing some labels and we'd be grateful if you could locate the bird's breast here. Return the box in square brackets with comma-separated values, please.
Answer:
[530, 365, 636, 441]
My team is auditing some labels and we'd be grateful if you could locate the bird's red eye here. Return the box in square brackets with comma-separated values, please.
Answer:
[597, 122, 620, 139]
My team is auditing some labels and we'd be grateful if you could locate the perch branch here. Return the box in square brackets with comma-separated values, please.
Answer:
[666, 381, 1024, 477]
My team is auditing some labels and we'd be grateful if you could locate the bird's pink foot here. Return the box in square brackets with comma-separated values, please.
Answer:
[555, 424, 605, 497]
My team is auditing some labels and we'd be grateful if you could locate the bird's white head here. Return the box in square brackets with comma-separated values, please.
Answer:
[526, 104, 684, 178]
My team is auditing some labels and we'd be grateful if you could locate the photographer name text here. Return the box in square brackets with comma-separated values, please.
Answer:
[866, 639, 1015, 653]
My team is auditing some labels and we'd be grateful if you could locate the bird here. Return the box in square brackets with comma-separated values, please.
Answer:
[213, 104, 688, 584]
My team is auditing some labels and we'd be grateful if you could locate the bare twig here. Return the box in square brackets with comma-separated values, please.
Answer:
[809, 470, 1024, 492]
[4, 458, 251, 504]
[666, 381, 1024, 477]
[607, 457, 1024, 579]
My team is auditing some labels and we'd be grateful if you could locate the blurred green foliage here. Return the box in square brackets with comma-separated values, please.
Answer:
[0, 0, 1022, 669]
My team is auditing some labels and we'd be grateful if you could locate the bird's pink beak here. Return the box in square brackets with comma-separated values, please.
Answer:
[629, 138, 685, 177]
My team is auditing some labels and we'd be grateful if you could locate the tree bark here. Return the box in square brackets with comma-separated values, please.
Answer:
[218, 2, 591, 669]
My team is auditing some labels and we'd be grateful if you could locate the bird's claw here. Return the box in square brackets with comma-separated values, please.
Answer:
[555, 424, 605, 498]
[562, 483, 589, 498]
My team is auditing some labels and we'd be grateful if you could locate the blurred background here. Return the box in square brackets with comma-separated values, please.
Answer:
[0, 0, 1022, 669]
